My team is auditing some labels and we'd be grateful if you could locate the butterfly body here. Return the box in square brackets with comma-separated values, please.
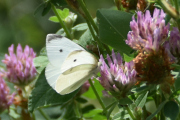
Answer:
[45, 34, 100, 95]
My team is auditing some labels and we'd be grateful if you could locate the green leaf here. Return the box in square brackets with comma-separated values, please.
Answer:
[163, 101, 179, 120]
[28, 69, 79, 112]
[83, 109, 103, 117]
[135, 92, 149, 108]
[72, 23, 88, 31]
[175, 76, 180, 90]
[42, 2, 51, 16]
[123, 53, 134, 62]
[103, 101, 118, 113]
[146, 100, 167, 120]
[92, 114, 106, 120]
[39, 47, 47, 56]
[82, 105, 95, 114]
[97, 9, 133, 55]
[165, 14, 171, 25]
[76, 97, 88, 103]
[106, 102, 117, 120]
[50, 0, 67, 7]
[119, 97, 133, 105]
[34, 3, 45, 16]
[33, 56, 49, 73]
[112, 111, 130, 120]
[49, 16, 59, 23]
[49, 8, 69, 23]
[56, 28, 66, 36]
[56, 23, 88, 36]
[171, 64, 180, 71]
[77, 28, 94, 48]
[83, 79, 104, 99]
[60, 102, 77, 120]
[131, 84, 154, 95]
[57, 8, 69, 20]
[83, 109, 106, 120]
[169, 89, 180, 99]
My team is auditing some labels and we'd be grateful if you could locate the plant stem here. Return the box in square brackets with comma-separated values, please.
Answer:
[88, 79, 106, 113]
[32, 112, 36, 120]
[159, 0, 178, 19]
[77, 0, 111, 54]
[125, 106, 136, 120]
[38, 108, 49, 120]
[86, 20, 104, 51]
[20, 86, 28, 99]
[86, 18, 111, 55]
[51, 4, 72, 39]
[174, 0, 179, 15]
[77, 0, 98, 34]
[73, 100, 81, 118]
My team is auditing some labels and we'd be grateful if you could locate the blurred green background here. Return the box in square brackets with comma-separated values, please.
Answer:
[0, 0, 114, 54]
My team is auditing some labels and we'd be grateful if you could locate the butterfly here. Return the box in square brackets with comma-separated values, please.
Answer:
[45, 34, 100, 95]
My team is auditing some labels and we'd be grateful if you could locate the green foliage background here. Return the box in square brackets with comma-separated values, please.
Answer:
[0, 0, 113, 53]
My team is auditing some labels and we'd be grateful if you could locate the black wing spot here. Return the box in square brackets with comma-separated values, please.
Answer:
[74, 59, 77, 62]
[59, 49, 63, 52]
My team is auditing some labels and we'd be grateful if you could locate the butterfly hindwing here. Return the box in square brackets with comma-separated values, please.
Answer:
[61, 50, 98, 73]
[45, 63, 62, 89]
[55, 64, 98, 95]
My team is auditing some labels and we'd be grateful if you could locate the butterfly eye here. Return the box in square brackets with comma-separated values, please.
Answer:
[74, 59, 77, 62]
[59, 49, 63, 52]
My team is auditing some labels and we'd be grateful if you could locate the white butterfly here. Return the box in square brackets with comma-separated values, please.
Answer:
[45, 34, 100, 95]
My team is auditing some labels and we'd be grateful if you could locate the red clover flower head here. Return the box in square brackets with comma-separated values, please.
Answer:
[125, 8, 174, 85]
[2, 44, 37, 86]
[0, 75, 15, 113]
[126, 8, 169, 53]
[164, 27, 180, 63]
[98, 50, 137, 98]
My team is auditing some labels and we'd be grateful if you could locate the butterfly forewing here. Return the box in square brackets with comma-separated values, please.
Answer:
[46, 34, 84, 67]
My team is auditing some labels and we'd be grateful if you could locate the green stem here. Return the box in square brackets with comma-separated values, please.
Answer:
[73, 100, 81, 118]
[51, 4, 72, 39]
[20, 86, 28, 99]
[38, 108, 49, 120]
[86, 20, 104, 51]
[142, 107, 147, 120]
[77, 0, 111, 54]
[88, 79, 106, 113]
[174, 0, 179, 15]
[175, 98, 180, 105]
[159, 0, 178, 19]
[86, 18, 111, 55]
[77, 0, 98, 34]
[125, 106, 136, 120]
[32, 112, 36, 120]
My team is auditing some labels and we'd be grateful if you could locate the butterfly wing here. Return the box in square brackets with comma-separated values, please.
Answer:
[60, 50, 98, 73]
[55, 64, 98, 95]
[46, 34, 84, 67]
[45, 63, 62, 89]
[55, 50, 99, 94]
[45, 34, 84, 89]
[45, 34, 99, 93]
